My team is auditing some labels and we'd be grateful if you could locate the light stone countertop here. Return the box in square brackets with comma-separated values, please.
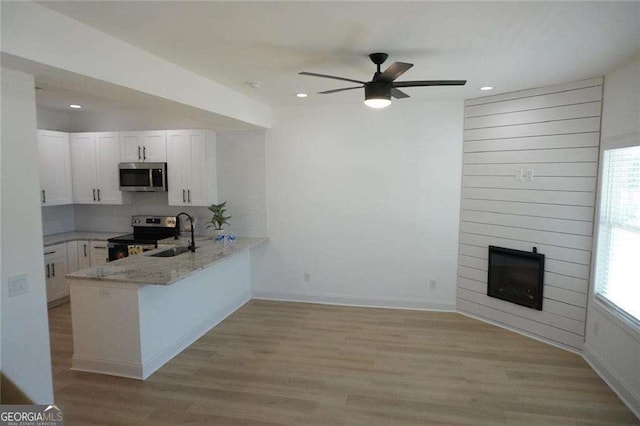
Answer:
[66, 237, 268, 286]
[43, 231, 126, 247]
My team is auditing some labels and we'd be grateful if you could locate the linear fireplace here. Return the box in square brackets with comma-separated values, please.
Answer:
[487, 246, 545, 310]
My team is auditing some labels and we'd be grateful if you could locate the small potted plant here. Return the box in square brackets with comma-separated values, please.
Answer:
[206, 201, 231, 240]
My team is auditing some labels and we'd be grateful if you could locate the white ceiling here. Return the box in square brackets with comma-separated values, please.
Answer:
[41, 1, 640, 107]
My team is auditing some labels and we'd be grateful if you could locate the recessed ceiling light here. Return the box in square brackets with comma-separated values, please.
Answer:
[480, 86, 494, 91]
[246, 81, 262, 89]
[296, 93, 308, 98]
[69, 104, 82, 109]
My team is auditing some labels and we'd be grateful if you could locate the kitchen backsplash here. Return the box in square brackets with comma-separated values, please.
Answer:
[41, 204, 76, 235]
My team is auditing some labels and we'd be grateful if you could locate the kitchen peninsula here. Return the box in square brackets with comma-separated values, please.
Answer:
[67, 236, 267, 380]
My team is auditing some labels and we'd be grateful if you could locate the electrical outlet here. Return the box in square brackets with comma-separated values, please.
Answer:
[99, 288, 111, 298]
[429, 279, 437, 289]
[303, 272, 311, 282]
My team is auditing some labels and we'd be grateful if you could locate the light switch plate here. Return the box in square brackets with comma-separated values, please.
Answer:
[8, 273, 29, 297]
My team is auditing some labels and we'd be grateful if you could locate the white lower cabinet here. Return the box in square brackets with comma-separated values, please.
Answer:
[44, 244, 69, 303]
[77, 240, 92, 269]
[90, 241, 109, 266]
[66, 240, 80, 273]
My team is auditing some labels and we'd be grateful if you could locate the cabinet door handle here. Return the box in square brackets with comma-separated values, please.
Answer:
[97, 188, 101, 201]
[84, 244, 88, 257]
[46, 264, 50, 278]
[52, 263, 55, 277]
[42, 190, 46, 204]
[188, 189, 191, 203]
[143, 146, 146, 160]
[93, 188, 96, 201]
[138, 146, 141, 160]
[44, 250, 55, 255]
[182, 189, 186, 203]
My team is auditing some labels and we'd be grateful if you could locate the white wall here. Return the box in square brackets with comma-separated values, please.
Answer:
[456, 78, 603, 352]
[252, 101, 463, 309]
[2, 1, 270, 128]
[66, 109, 225, 133]
[36, 107, 70, 132]
[1, 68, 54, 403]
[584, 56, 640, 418]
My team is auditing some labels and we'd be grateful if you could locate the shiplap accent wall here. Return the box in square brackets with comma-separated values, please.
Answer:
[457, 78, 603, 351]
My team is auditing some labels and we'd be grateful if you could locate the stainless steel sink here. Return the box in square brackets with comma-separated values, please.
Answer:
[149, 246, 192, 257]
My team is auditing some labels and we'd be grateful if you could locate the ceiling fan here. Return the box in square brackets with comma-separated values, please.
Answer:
[299, 53, 466, 108]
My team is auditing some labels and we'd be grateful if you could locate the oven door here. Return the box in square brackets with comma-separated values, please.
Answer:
[108, 242, 156, 261]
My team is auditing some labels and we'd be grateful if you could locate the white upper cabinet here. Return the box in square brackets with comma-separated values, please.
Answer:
[166, 130, 217, 206]
[120, 131, 167, 162]
[38, 130, 73, 206]
[70, 132, 123, 204]
[95, 132, 123, 204]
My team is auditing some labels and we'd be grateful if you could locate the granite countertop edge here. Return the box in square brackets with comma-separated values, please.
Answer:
[43, 231, 126, 247]
[66, 237, 268, 286]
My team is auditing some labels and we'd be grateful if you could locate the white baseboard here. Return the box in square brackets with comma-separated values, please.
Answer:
[141, 291, 251, 379]
[583, 343, 640, 420]
[71, 355, 143, 380]
[457, 309, 582, 355]
[252, 289, 456, 312]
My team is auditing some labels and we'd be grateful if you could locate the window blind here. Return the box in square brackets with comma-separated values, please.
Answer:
[595, 145, 640, 323]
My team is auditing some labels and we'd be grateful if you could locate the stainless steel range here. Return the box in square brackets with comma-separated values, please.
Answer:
[107, 215, 178, 261]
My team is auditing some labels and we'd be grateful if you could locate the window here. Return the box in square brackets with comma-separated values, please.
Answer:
[594, 145, 640, 324]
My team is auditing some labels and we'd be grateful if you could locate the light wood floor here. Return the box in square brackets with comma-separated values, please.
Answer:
[49, 300, 639, 425]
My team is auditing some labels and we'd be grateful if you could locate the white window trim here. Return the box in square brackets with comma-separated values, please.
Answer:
[590, 135, 640, 342]
[592, 295, 640, 342]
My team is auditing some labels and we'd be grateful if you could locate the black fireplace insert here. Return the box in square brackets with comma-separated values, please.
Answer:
[487, 245, 544, 310]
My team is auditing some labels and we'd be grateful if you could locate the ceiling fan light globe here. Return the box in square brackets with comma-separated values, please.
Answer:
[364, 98, 391, 109]
[364, 81, 391, 109]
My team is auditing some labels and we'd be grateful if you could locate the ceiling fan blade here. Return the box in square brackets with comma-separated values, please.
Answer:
[394, 80, 467, 87]
[391, 88, 410, 99]
[318, 86, 363, 94]
[299, 71, 365, 85]
[377, 62, 413, 82]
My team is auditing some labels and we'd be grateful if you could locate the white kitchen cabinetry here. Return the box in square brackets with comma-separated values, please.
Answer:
[70, 132, 123, 204]
[38, 130, 73, 206]
[90, 241, 109, 266]
[44, 244, 69, 303]
[167, 130, 217, 206]
[66, 241, 80, 273]
[77, 240, 92, 269]
[120, 131, 167, 162]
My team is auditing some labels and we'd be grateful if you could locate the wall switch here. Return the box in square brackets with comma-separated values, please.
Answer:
[515, 168, 524, 181]
[303, 272, 311, 282]
[525, 169, 535, 181]
[593, 322, 599, 336]
[429, 279, 437, 289]
[8, 274, 29, 297]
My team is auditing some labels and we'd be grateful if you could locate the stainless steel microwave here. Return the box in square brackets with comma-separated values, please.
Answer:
[119, 162, 167, 192]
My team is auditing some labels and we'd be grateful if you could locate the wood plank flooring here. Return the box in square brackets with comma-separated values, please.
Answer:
[48, 300, 639, 425]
